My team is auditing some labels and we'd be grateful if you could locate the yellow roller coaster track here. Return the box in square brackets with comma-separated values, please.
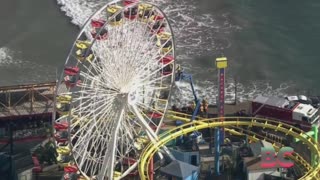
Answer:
[138, 116, 320, 180]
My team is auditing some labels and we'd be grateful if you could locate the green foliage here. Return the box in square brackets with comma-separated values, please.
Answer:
[32, 140, 58, 165]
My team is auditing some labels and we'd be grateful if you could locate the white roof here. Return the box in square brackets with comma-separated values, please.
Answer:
[293, 103, 316, 116]
[286, 96, 299, 101]
[254, 95, 289, 108]
[298, 95, 308, 101]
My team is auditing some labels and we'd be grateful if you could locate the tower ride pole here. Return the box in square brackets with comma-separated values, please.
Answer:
[214, 57, 228, 175]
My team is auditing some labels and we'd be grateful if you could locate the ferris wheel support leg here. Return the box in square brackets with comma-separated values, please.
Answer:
[99, 106, 126, 180]
[132, 105, 175, 160]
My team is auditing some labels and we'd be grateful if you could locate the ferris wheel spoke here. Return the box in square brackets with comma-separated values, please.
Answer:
[135, 62, 174, 83]
[80, 71, 119, 91]
[136, 101, 165, 115]
[72, 96, 115, 117]
[135, 39, 170, 69]
[73, 90, 117, 103]
[71, 102, 115, 136]
[136, 74, 172, 89]
[130, 105, 158, 141]
[126, 31, 156, 63]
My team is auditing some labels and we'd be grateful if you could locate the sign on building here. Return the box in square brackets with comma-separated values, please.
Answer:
[260, 147, 294, 168]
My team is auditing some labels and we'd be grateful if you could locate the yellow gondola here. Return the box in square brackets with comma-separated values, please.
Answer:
[156, 32, 173, 53]
[56, 104, 70, 116]
[57, 146, 71, 155]
[75, 40, 91, 49]
[107, 5, 124, 26]
[114, 171, 122, 178]
[75, 40, 94, 62]
[138, 3, 154, 23]
[57, 95, 72, 104]
[57, 154, 71, 169]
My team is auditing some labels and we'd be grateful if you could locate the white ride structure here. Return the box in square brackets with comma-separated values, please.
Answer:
[53, 0, 176, 179]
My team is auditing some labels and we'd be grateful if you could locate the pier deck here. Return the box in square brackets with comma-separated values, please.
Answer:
[0, 82, 56, 119]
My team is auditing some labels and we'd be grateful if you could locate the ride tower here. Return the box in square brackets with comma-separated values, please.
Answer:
[214, 57, 227, 175]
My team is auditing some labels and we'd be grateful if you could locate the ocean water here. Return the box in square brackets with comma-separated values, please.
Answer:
[0, 0, 319, 105]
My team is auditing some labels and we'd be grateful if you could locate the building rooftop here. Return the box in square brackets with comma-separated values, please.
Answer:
[243, 156, 283, 171]
[160, 160, 199, 178]
[253, 95, 290, 108]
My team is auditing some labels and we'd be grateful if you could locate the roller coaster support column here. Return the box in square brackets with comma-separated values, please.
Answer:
[294, 125, 318, 167]
[214, 57, 228, 175]
[149, 157, 154, 180]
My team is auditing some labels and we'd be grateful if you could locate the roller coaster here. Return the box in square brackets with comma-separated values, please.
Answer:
[138, 114, 320, 180]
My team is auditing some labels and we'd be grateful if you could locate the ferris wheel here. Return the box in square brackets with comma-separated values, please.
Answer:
[53, 0, 175, 179]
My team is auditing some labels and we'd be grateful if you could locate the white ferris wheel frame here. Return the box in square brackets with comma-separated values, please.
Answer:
[53, 0, 176, 179]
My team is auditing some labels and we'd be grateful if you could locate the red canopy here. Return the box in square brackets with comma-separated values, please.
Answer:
[153, 15, 164, 21]
[54, 122, 68, 130]
[160, 56, 174, 64]
[91, 19, 106, 28]
[64, 165, 78, 173]
[64, 67, 79, 76]
[124, 0, 138, 6]
[148, 112, 162, 119]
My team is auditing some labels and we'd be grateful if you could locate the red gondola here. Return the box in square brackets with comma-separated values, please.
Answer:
[54, 131, 68, 143]
[64, 76, 81, 88]
[64, 165, 78, 173]
[150, 15, 166, 34]
[161, 64, 173, 75]
[64, 66, 81, 88]
[160, 55, 174, 65]
[91, 19, 108, 40]
[124, 0, 139, 20]
[158, 55, 174, 75]
[54, 122, 68, 130]
[63, 165, 79, 180]
[124, 0, 138, 5]
[64, 66, 79, 76]
[147, 112, 162, 119]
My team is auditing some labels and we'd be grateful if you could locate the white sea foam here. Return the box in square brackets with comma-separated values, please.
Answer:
[0, 47, 57, 85]
[0, 47, 23, 66]
[56, 0, 291, 104]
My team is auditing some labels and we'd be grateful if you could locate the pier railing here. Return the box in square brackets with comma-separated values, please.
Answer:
[0, 82, 56, 118]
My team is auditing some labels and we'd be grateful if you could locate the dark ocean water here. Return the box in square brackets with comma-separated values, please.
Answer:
[0, 0, 319, 102]
[0, 0, 77, 85]
[225, 0, 320, 93]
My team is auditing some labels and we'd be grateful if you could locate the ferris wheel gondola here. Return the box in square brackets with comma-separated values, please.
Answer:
[53, 0, 176, 179]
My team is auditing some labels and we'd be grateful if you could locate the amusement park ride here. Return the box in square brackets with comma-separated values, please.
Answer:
[49, 0, 320, 180]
